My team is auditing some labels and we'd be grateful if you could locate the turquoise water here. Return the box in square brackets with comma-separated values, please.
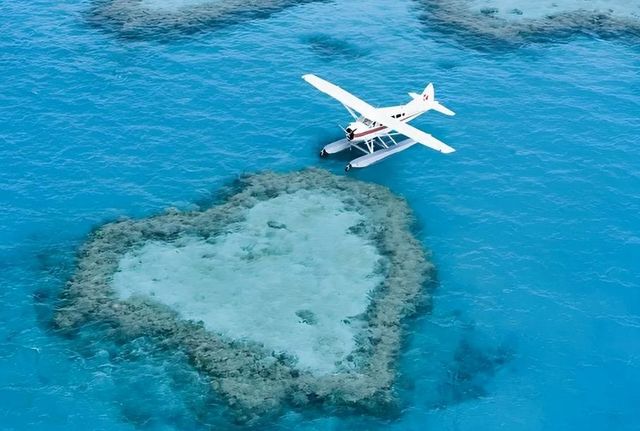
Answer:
[1, 0, 639, 429]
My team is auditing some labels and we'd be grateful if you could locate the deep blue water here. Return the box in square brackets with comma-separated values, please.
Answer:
[1, 0, 639, 429]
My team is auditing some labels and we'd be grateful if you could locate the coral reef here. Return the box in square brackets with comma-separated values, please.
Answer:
[416, 0, 640, 47]
[88, 0, 321, 39]
[54, 168, 434, 422]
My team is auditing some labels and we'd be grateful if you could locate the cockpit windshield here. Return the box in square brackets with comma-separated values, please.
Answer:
[357, 116, 373, 127]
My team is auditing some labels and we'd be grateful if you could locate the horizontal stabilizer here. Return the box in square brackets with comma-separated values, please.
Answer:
[430, 101, 455, 116]
[408, 83, 455, 116]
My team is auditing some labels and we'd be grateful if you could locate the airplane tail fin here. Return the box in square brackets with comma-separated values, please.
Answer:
[423, 83, 435, 103]
[408, 83, 456, 116]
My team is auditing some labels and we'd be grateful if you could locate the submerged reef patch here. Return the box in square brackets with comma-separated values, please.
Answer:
[54, 168, 433, 423]
[304, 34, 371, 61]
[415, 0, 640, 48]
[88, 0, 322, 39]
[435, 334, 514, 407]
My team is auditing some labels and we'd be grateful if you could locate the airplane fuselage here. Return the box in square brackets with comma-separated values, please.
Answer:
[345, 104, 427, 142]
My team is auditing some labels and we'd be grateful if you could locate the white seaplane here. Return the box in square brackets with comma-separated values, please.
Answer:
[302, 74, 456, 171]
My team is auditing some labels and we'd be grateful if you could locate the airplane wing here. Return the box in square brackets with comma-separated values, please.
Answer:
[302, 74, 455, 154]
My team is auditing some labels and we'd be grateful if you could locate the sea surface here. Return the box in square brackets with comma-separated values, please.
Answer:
[1, 0, 639, 430]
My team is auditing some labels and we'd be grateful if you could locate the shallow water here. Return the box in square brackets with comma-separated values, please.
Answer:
[112, 190, 384, 375]
[1, 0, 639, 429]
[465, 0, 640, 20]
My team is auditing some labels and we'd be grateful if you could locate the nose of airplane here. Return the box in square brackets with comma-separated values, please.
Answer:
[345, 123, 357, 140]
[345, 128, 355, 140]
